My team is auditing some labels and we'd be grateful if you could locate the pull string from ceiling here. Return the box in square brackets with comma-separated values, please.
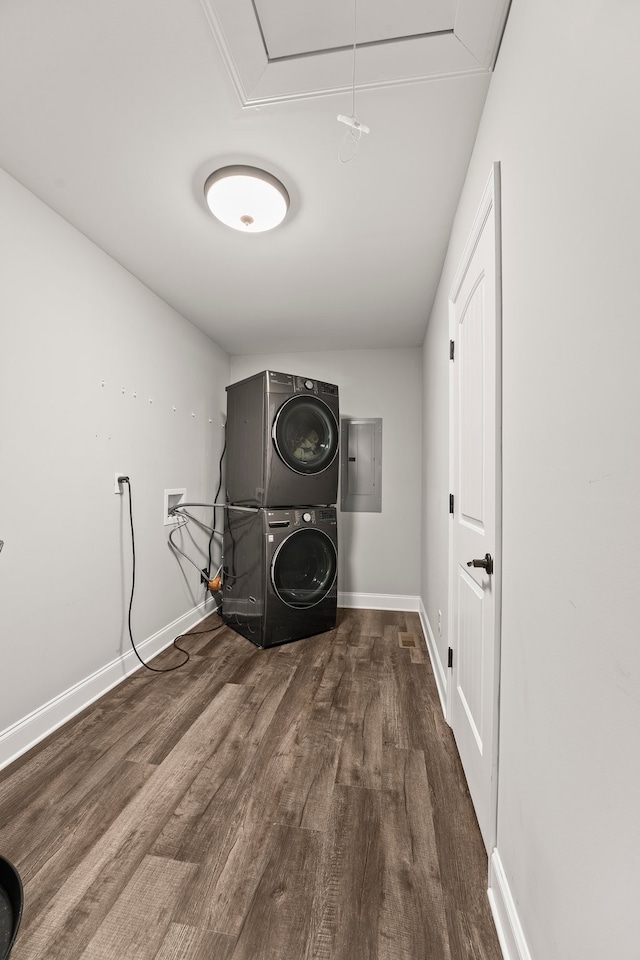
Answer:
[337, 0, 370, 163]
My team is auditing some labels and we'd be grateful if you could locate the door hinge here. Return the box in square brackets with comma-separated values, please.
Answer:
[448, 647, 453, 668]
[449, 339, 455, 360]
[449, 493, 454, 514]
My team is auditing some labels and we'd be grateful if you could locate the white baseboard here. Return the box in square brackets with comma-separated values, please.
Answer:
[488, 849, 533, 960]
[418, 598, 448, 716]
[0, 597, 220, 772]
[338, 592, 420, 612]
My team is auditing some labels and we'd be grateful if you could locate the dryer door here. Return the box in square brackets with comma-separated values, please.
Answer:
[272, 396, 339, 475]
[271, 529, 338, 608]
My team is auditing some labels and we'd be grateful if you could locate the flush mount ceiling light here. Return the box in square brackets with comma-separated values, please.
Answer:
[204, 165, 290, 233]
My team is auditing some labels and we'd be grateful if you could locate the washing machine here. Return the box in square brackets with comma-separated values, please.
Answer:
[221, 506, 338, 648]
[225, 370, 339, 507]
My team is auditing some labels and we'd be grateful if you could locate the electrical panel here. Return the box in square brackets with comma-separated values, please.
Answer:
[340, 418, 382, 513]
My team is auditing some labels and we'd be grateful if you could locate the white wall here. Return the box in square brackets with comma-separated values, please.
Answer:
[422, 1, 640, 958]
[230, 349, 422, 603]
[0, 167, 229, 763]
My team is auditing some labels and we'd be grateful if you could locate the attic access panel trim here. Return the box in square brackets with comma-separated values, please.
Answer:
[198, 0, 511, 106]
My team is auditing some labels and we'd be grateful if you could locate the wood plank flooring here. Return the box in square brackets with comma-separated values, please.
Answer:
[0, 609, 502, 960]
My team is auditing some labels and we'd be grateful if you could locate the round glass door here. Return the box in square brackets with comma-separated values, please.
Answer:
[271, 529, 337, 608]
[272, 396, 339, 475]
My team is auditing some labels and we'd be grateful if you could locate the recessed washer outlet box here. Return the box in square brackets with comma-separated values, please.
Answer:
[164, 488, 187, 525]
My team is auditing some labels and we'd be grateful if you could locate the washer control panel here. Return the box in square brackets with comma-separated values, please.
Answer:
[295, 509, 316, 525]
[294, 375, 318, 394]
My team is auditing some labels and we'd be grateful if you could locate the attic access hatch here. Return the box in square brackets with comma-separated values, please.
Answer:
[255, 0, 456, 59]
[198, 0, 512, 106]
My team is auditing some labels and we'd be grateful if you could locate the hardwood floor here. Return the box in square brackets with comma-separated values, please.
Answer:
[0, 609, 502, 960]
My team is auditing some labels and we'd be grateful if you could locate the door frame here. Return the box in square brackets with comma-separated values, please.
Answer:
[447, 162, 503, 855]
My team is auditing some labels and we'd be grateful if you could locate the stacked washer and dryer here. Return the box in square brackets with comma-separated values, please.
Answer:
[222, 370, 340, 648]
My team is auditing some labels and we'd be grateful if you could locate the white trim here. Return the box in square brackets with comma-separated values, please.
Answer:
[0, 597, 219, 772]
[488, 849, 533, 960]
[418, 599, 448, 716]
[338, 592, 419, 612]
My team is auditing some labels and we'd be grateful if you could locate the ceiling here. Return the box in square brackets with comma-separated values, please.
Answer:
[0, 0, 510, 355]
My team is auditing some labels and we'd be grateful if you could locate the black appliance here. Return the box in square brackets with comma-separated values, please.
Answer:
[222, 506, 338, 648]
[225, 370, 339, 507]
[0, 856, 22, 959]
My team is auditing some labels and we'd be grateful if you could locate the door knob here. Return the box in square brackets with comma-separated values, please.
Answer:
[467, 553, 494, 575]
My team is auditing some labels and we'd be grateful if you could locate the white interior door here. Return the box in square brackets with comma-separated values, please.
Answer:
[448, 164, 502, 854]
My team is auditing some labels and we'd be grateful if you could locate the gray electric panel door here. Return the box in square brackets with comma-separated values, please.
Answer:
[340, 418, 382, 512]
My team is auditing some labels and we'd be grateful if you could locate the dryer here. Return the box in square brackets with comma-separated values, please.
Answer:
[222, 506, 338, 648]
[225, 370, 339, 507]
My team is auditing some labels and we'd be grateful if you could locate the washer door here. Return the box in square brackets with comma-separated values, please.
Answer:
[271, 529, 337, 609]
[272, 396, 339, 475]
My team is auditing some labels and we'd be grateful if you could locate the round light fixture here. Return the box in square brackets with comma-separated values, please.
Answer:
[204, 165, 289, 233]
